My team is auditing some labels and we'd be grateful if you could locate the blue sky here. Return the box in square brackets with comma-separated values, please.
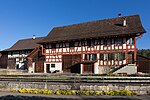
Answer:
[0, 0, 150, 50]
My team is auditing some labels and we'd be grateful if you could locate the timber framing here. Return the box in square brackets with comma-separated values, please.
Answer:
[36, 14, 146, 74]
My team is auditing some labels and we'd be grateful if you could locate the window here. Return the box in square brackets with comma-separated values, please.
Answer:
[87, 40, 91, 46]
[115, 38, 122, 45]
[104, 39, 107, 45]
[112, 39, 114, 44]
[114, 52, 125, 61]
[92, 54, 97, 60]
[104, 54, 108, 60]
[19, 51, 25, 55]
[13, 51, 19, 55]
[51, 64, 55, 68]
[69, 42, 75, 47]
[84, 54, 97, 61]
[100, 54, 104, 60]
[91, 40, 95, 46]
[81, 40, 86, 46]
[128, 38, 134, 44]
[46, 44, 49, 49]
[108, 53, 114, 60]
[100, 53, 114, 60]
[114, 53, 119, 60]
[107, 39, 111, 45]
[119, 52, 125, 60]
[51, 43, 56, 49]
[59, 43, 63, 48]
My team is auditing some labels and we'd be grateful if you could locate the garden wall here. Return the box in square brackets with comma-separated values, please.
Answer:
[0, 81, 149, 95]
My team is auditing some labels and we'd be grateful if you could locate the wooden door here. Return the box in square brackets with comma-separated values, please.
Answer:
[128, 52, 134, 64]
[62, 54, 81, 73]
[83, 63, 94, 73]
[46, 64, 50, 73]
[8, 58, 16, 69]
[35, 62, 44, 73]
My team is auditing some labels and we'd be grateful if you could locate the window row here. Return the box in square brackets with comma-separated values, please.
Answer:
[83, 53, 125, 61]
[100, 53, 126, 61]
[45, 38, 134, 49]
[9, 50, 31, 56]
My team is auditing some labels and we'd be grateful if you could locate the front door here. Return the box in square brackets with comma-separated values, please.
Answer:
[128, 52, 134, 64]
[35, 62, 44, 73]
[46, 64, 50, 73]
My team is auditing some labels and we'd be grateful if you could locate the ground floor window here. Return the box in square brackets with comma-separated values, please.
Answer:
[51, 64, 55, 68]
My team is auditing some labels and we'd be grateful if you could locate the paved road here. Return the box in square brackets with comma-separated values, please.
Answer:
[0, 92, 150, 100]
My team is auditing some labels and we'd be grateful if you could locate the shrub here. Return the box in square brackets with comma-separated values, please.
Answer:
[94, 91, 102, 95]
[76, 90, 82, 95]
[120, 90, 132, 96]
[132, 90, 138, 95]
[55, 90, 61, 95]
[41, 89, 53, 95]
[18, 89, 26, 93]
[114, 90, 120, 96]
[15, 88, 137, 96]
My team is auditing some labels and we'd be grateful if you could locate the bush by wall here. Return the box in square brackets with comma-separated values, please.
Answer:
[11, 88, 138, 96]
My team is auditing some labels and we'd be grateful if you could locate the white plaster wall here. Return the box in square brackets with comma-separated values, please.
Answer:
[44, 62, 62, 73]
[123, 44, 126, 49]
[80, 64, 83, 74]
[99, 66, 104, 74]
[94, 62, 99, 74]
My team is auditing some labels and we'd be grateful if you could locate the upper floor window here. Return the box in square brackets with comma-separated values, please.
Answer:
[87, 40, 91, 46]
[87, 39, 95, 46]
[81, 40, 86, 46]
[128, 38, 134, 44]
[115, 38, 122, 45]
[51, 43, 56, 49]
[45, 44, 49, 49]
[13, 51, 19, 55]
[69, 41, 75, 47]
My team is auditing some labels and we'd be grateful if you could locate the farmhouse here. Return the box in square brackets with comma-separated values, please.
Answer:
[27, 14, 146, 74]
[0, 37, 44, 70]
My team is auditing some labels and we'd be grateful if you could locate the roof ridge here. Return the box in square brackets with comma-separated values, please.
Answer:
[18, 36, 45, 41]
[53, 14, 139, 29]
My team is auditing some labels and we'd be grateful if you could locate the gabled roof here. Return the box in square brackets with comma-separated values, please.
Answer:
[40, 14, 146, 43]
[3, 37, 45, 52]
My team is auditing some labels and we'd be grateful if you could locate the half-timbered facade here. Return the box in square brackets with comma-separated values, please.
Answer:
[37, 14, 145, 74]
[0, 37, 44, 70]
